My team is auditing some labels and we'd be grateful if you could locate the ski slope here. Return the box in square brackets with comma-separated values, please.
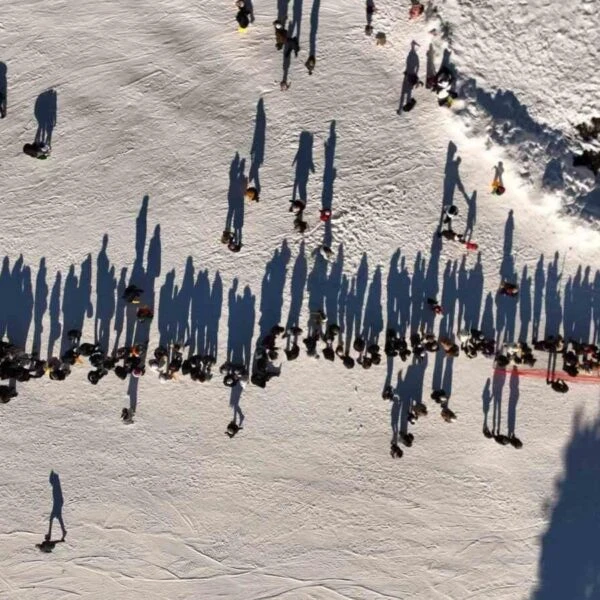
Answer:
[0, 0, 599, 599]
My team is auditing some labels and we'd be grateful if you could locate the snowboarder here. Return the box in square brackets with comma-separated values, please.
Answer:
[23, 142, 51, 159]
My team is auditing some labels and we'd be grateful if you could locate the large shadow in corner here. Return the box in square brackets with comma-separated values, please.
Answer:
[532, 408, 600, 600]
[34, 89, 57, 146]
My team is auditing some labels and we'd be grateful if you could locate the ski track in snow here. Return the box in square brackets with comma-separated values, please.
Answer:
[0, 0, 599, 599]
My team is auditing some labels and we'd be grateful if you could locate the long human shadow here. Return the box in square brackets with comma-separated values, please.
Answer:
[592, 270, 600, 344]
[249, 99, 266, 194]
[277, 0, 289, 23]
[386, 250, 411, 336]
[95, 235, 116, 351]
[227, 279, 256, 370]
[47, 272, 62, 358]
[481, 377, 492, 435]
[289, 0, 303, 41]
[458, 252, 484, 333]
[544, 252, 562, 339]
[34, 89, 57, 146]
[292, 131, 315, 206]
[507, 366, 519, 439]
[225, 152, 246, 244]
[532, 408, 600, 600]
[343, 253, 368, 350]
[191, 270, 222, 359]
[532, 254, 545, 341]
[495, 209, 517, 344]
[158, 257, 194, 347]
[60, 255, 93, 356]
[463, 190, 477, 240]
[361, 266, 383, 347]
[563, 266, 593, 344]
[32, 258, 48, 355]
[321, 120, 336, 212]
[309, 0, 320, 58]
[409, 251, 426, 334]
[420, 233, 442, 332]
[125, 197, 162, 413]
[440, 142, 467, 224]
[518, 264, 532, 342]
[0, 62, 6, 118]
[480, 291, 496, 340]
[431, 259, 458, 396]
[0, 256, 34, 351]
[258, 241, 291, 342]
[286, 241, 307, 330]
[385, 250, 411, 387]
[491, 368, 506, 435]
[112, 267, 128, 354]
[47, 471, 67, 541]
[391, 362, 427, 442]
[425, 44, 435, 85]
[397, 41, 420, 113]
[0, 257, 33, 350]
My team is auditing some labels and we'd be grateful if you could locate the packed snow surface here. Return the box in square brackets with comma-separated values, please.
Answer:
[0, 0, 599, 599]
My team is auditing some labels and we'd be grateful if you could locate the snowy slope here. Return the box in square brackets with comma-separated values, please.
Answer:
[1, 0, 599, 599]
[437, 0, 600, 218]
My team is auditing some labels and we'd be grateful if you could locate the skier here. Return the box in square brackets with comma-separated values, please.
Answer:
[442, 204, 459, 224]
[123, 284, 143, 303]
[23, 142, 51, 159]
[226, 420, 242, 438]
[498, 281, 519, 297]
[245, 186, 259, 202]
[305, 55, 316, 75]
[36, 538, 64, 553]
[409, 0, 424, 19]
[273, 20, 288, 50]
[136, 305, 154, 322]
[427, 297, 444, 315]
[320, 208, 332, 222]
[235, 0, 251, 30]
[491, 178, 506, 195]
